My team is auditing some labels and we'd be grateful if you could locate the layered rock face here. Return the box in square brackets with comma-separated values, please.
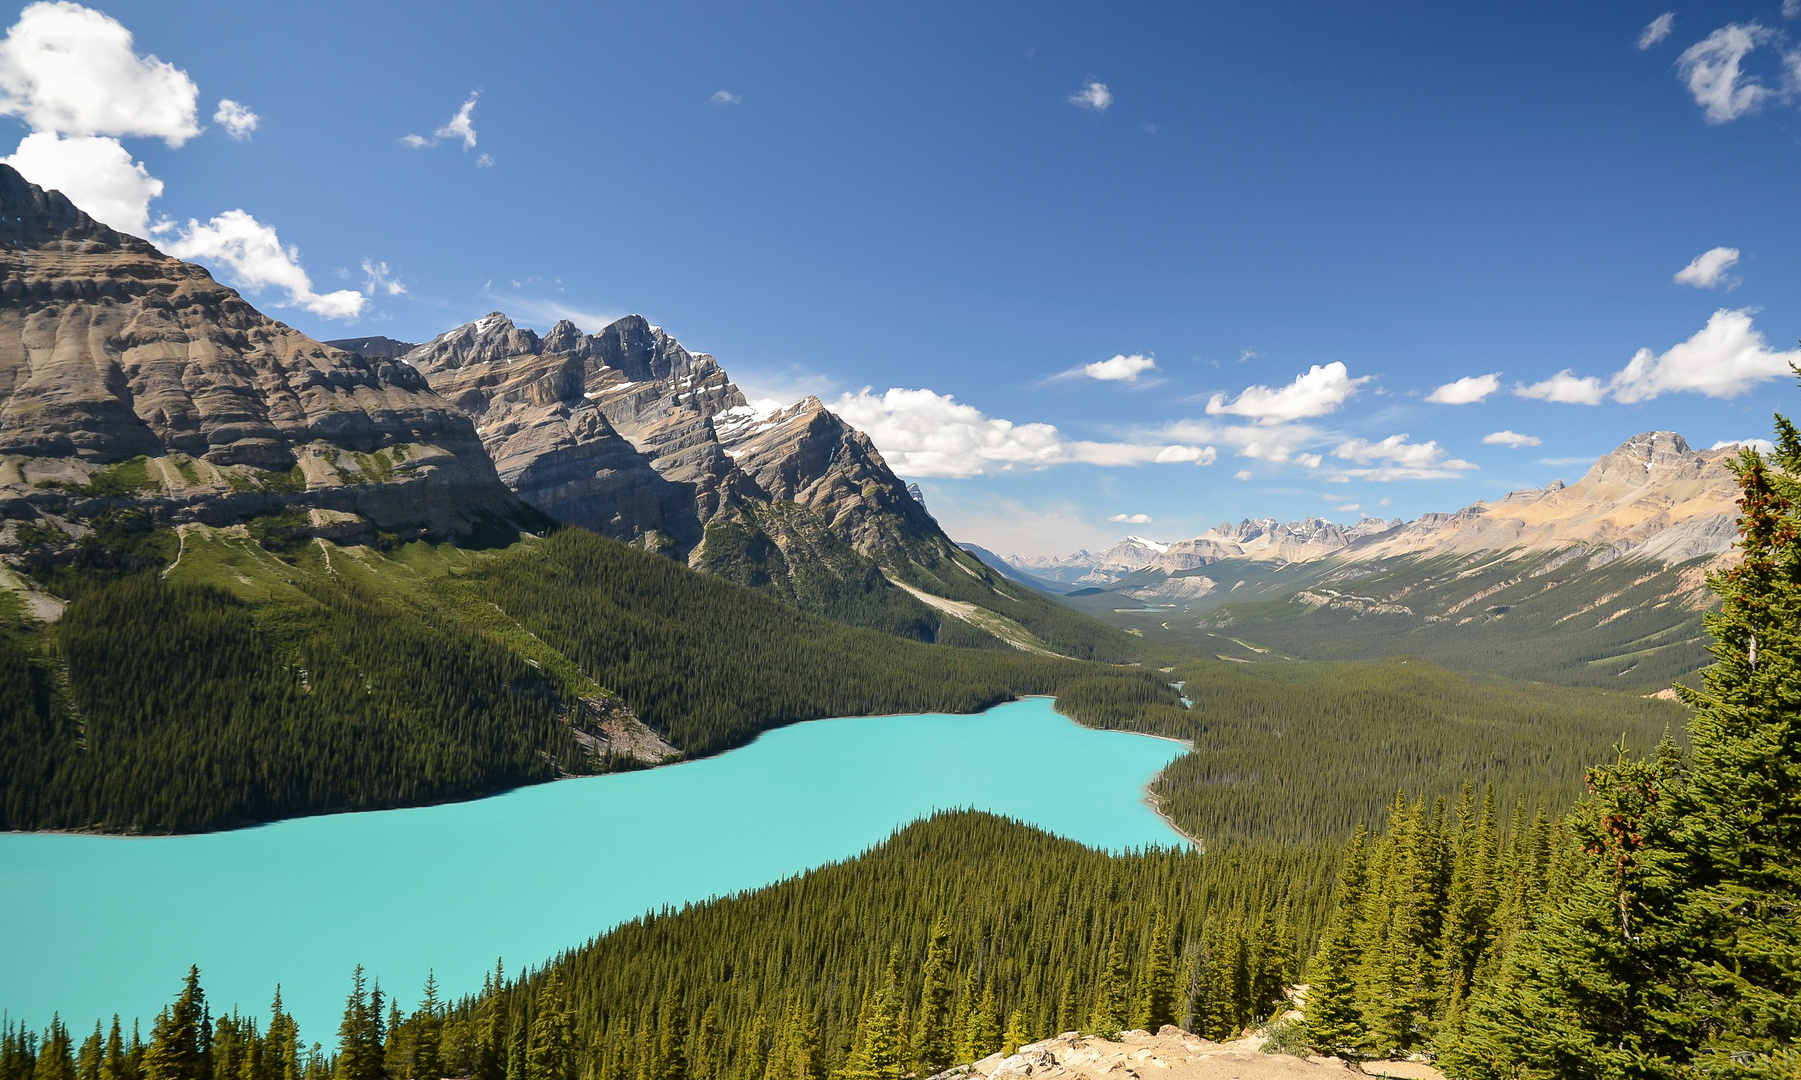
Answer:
[1015, 431, 1740, 583]
[1348, 431, 1740, 566]
[405, 313, 963, 574]
[0, 165, 528, 540]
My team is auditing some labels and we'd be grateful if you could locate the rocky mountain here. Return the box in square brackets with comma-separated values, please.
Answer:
[1045, 431, 1746, 690]
[0, 164, 530, 546]
[402, 312, 1117, 655]
[325, 335, 418, 360]
[1008, 535, 1173, 587]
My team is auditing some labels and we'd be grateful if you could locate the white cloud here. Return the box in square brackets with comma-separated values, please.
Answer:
[360, 258, 406, 297]
[1515, 370, 1607, 405]
[709, 90, 742, 105]
[1425, 372, 1501, 404]
[2, 130, 160, 234]
[403, 92, 479, 150]
[1110, 513, 1153, 524]
[1482, 430, 1543, 448]
[1332, 432, 1469, 475]
[1610, 307, 1800, 402]
[830, 387, 1215, 478]
[1083, 353, 1156, 382]
[0, 2, 199, 145]
[1233, 469, 1253, 481]
[1673, 246, 1741, 288]
[213, 98, 257, 140]
[1159, 418, 1328, 465]
[1677, 24, 1773, 124]
[1639, 13, 1675, 49]
[1786, 0, 1801, 19]
[1205, 361, 1369, 424]
[1068, 79, 1112, 111]
[476, 152, 495, 167]
[167, 210, 365, 319]
[1712, 438, 1777, 454]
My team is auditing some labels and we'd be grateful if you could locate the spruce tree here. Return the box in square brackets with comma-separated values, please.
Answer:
[527, 975, 575, 1080]
[1664, 420, 1801, 1071]
[1305, 828, 1368, 1059]
[1131, 908, 1175, 1033]
[1087, 934, 1128, 1040]
[145, 969, 207, 1080]
[910, 919, 952, 1075]
[409, 973, 442, 1080]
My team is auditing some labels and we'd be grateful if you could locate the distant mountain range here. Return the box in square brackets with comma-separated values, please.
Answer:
[1001, 430, 1744, 689]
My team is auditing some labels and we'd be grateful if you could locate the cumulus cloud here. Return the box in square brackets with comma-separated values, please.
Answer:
[1482, 430, 1542, 448]
[709, 90, 742, 105]
[1083, 353, 1157, 382]
[2, 130, 160, 233]
[1205, 362, 1369, 425]
[1515, 370, 1607, 405]
[403, 92, 479, 150]
[213, 98, 257, 140]
[1068, 79, 1112, 111]
[1332, 433, 1469, 475]
[167, 210, 366, 319]
[1295, 452, 1323, 468]
[1610, 307, 1800, 402]
[1713, 437, 1777, 454]
[1639, 13, 1675, 49]
[0, 2, 199, 144]
[1678, 24, 1773, 124]
[1673, 246, 1741, 288]
[1110, 513, 1152, 524]
[831, 387, 1215, 478]
[1425, 372, 1501, 404]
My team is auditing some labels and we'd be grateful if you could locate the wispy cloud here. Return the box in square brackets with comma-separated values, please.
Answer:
[403, 92, 480, 150]
[1638, 13, 1675, 50]
[1205, 362, 1370, 424]
[1677, 24, 1773, 124]
[1109, 513, 1152, 524]
[1068, 79, 1112, 111]
[168, 209, 365, 319]
[831, 387, 1215, 478]
[709, 90, 742, 105]
[213, 98, 258, 140]
[1515, 370, 1606, 405]
[1673, 245, 1741, 288]
[1425, 372, 1500, 404]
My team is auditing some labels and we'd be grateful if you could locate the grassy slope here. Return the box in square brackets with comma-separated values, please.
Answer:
[1090, 548, 1716, 691]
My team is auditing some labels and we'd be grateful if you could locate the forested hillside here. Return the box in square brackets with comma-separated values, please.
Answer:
[0, 514, 1187, 832]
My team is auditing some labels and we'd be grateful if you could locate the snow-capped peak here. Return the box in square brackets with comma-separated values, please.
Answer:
[1123, 535, 1169, 552]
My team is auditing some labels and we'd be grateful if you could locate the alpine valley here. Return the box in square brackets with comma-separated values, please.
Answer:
[2, 67, 1798, 1080]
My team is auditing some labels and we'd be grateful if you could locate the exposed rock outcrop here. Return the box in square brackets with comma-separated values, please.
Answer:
[0, 164, 530, 542]
[404, 313, 966, 579]
[940, 1026, 1440, 1080]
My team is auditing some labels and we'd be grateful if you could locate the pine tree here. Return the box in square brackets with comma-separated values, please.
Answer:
[527, 975, 575, 1080]
[910, 919, 952, 1075]
[649, 984, 684, 1080]
[145, 969, 207, 1080]
[1131, 908, 1175, 1033]
[1087, 933, 1128, 1040]
[1663, 422, 1801, 1072]
[408, 973, 442, 1080]
[840, 966, 901, 1080]
[1305, 828, 1368, 1058]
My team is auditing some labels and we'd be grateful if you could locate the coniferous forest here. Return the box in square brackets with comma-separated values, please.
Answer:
[4, 413, 1797, 1078]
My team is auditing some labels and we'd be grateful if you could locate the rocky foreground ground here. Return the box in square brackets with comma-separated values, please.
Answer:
[937, 1027, 1445, 1080]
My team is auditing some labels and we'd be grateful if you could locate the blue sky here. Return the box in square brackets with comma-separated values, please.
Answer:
[4, 1, 1798, 555]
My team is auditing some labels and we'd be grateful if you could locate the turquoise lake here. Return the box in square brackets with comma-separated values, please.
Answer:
[0, 698, 1186, 1042]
